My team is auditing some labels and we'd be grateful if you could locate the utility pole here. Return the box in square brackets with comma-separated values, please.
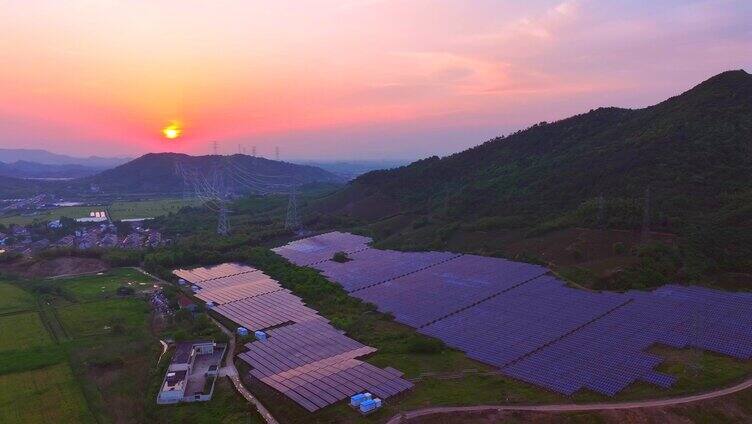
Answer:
[597, 194, 605, 229]
[211, 141, 219, 156]
[275, 146, 280, 161]
[285, 184, 302, 233]
[641, 187, 651, 241]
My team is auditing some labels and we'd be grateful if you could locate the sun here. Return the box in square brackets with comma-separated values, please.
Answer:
[162, 123, 182, 140]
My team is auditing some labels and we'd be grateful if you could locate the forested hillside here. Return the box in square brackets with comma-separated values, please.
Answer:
[313, 70, 752, 285]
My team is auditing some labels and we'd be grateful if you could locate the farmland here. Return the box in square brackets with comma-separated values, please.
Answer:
[0, 312, 53, 351]
[0, 198, 198, 226]
[0, 268, 258, 423]
[0, 363, 95, 424]
[0, 281, 36, 313]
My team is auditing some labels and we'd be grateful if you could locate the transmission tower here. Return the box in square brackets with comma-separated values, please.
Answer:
[211, 141, 219, 155]
[275, 146, 280, 161]
[252, 146, 257, 156]
[596, 194, 605, 229]
[641, 187, 651, 241]
[285, 184, 303, 233]
[176, 153, 304, 237]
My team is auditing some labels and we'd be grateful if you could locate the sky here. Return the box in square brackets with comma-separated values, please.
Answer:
[0, 0, 750, 161]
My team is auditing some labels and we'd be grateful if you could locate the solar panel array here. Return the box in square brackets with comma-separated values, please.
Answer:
[312, 248, 460, 292]
[174, 263, 257, 283]
[350, 255, 548, 327]
[276, 232, 752, 397]
[173, 262, 412, 411]
[272, 231, 372, 266]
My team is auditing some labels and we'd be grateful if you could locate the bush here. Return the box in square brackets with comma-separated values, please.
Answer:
[332, 251, 350, 263]
[406, 336, 444, 354]
[613, 241, 627, 255]
[116, 286, 135, 296]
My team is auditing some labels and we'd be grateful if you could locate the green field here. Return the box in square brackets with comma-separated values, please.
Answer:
[0, 281, 36, 314]
[57, 298, 150, 338]
[108, 199, 199, 220]
[0, 198, 198, 226]
[0, 312, 53, 352]
[0, 206, 93, 226]
[0, 268, 260, 424]
[0, 363, 95, 424]
[59, 268, 153, 302]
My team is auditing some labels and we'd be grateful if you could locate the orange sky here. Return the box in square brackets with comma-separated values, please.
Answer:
[0, 0, 750, 160]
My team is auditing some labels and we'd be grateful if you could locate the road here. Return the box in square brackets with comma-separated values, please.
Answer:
[386, 375, 752, 423]
[211, 317, 279, 424]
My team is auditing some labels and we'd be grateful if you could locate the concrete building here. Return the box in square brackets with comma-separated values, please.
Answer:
[157, 340, 226, 405]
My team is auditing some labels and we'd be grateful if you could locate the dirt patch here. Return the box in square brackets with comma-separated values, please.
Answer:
[0, 257, 109, 279]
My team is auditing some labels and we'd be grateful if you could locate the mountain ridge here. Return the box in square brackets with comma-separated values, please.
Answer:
[314, 69, 752, 278]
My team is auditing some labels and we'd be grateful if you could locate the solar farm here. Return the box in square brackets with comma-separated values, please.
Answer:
[273, 232, 752, 398]
[173, 263, 414, 412]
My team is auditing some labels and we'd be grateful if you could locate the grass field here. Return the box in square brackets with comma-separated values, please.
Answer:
[0, 312, 53, 352]
[57, 298, 150, 338]
[59, 268, 153, 302]
[108, 199, 199, 220]
[0, 198, 198, 226]
[0, 363, 95, 424]
[0, 281, 36, 314]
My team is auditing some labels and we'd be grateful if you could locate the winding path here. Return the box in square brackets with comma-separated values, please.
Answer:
[211, 317, 279, 424]
[386, 376, 752, 423]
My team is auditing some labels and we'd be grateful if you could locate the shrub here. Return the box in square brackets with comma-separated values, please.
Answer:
[613, 241, 627, 255]
[332, 251, 350, 263]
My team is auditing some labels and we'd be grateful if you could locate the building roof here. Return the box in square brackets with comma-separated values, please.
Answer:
[177, 295, 195, 308]
[172, 340, 214, 365]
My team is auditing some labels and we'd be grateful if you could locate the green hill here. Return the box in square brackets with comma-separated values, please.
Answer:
[313, 70, 752, 286]
[84, 153, 345, 195]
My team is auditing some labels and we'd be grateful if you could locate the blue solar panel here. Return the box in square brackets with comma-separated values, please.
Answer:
[351, 255, 548, 327]
[312, 249, 460, 292]
[275, 233, 752, 398]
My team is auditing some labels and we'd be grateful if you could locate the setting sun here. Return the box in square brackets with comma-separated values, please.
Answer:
[162, 123, 182, 140]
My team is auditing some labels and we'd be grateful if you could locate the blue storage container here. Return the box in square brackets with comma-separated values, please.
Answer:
[237, 327, 249, 336]
[254, 330, 267, 341]
[350, 392, 371, 406]
[359, 399, 376, 413]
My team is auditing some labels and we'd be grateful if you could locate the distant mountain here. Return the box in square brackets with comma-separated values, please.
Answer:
[297, 160, 409, 180]
[0, 161, 100, 179]
[316, 70, 752, 275]
[83, 153, 346, 195]
[0, 148, 130, 168]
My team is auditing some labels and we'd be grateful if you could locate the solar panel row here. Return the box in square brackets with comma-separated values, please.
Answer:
[174, 263, 258, 283]
[173, 262, 413, 411]
[272, 231, 372, 266]
[275, 232, 752, 398]
[350, 254, 549, 327]
[312, 248, 461, 292]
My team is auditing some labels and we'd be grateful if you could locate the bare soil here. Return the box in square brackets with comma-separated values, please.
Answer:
[0, 257, 109, 279]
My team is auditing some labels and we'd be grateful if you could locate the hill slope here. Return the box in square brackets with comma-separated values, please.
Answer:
[0, 161, 100, 179]
[0, 148, 129, 168]
[84, 153, 345, 195]
[315, 70, 752, 280]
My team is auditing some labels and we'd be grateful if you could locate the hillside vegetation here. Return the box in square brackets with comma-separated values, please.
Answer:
[312, 70, 752, 287]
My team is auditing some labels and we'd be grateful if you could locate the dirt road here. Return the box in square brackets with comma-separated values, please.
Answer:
[386, 376, 752, 423]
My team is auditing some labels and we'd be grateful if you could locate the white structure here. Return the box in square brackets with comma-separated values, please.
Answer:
[157, 340, 225, 404]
